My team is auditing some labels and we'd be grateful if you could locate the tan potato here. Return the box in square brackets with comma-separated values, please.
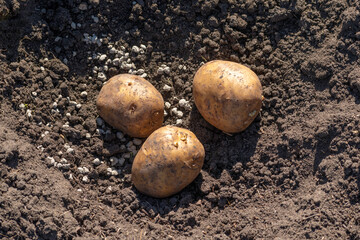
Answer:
[96, 74, 164, 138]
[131, 126, 205, 198]
[193, 60, 263, 133]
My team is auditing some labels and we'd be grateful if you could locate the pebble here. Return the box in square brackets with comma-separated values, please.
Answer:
[80, 91, 88, 98]
[163, 66, 171, 74]
[62, 164, 71, 170]
[85, 133, 91, 139]
[113, 58, 120, 66]
[98, 72, 107, 81]
[47, 157, 55, 165]
[109, 47, 116, 54]
[176, 119, 183, 125]
[83, 167, 90, 174]
[32, 92, 37, 97]
[163, 84, 172, 91]
[157, 67, 164, 75]
[66, 148, 75, 154]
[164, 102, 171, 109]
[79, 2, 88, 10]
[99, 54, 107, 61]
[93, 158, 101, 166]
[170, 108, 178, 116]
[26, 109, 32, 119]
[19, 103, 25, 109]
[82, 176, 89, 183]
[133, 138, 142, 146]
[66, 113, 71, 117]
[110, 157, 119, 166]
[71, 22, 76, 29]
[176, 111, 184, 118]
[96, 117, 104, 126]
[116, 132, 124, 139]
[118, 158, 126, 166]
[132, 46, 140, 53]
[76, 104, 82, 109]
[52, 102, 58, 108]
[69, 100, 77, 106]
[140, 73, 147, 78]
[126, 141, 133, 148]
[164, 110, 168, 117]
[60, 158, 68, 164]
[178, 99, 191, 110]
[123, 153, 131, 159]
[92, 16, 99, 23]
[140, 44, 146, 50]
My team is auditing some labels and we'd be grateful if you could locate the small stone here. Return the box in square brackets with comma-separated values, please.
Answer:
[32, 92, 37, 97]
[164, 110, 168, 117]
[123, 153, 131, 159]
[133, 138, 142, 146]
[47, 157, 55, 166]
[92, 16, 99, 23]
[76, 104, 82, 109]
[112, 58, 120, 66]
[19, 103, 25, 109]
[66, 113, 71, 117]
[116, 132, 124, 139]
[111, 170, 119, 176]
[98, 72, 107, 81]
[132, 46, 140, 53]
[82, 176, 89, 183]
[71, 22, 76, 29]
[163, 84, 172, 91]
[140, 44, 146, 50]
[176, 111, 184, 118]
[26, 109, 32, 119]
[170, 108, 178, 116]
[80, 91, 88, 98]
[85, 133, 91, 139]
[79, 2, 88, 10]
[157, 67, 164, 75]
[178, 99, 191, 110]
[165, 102, 171, 109]
[83, 167, 90, 174]
[52, 102, 58, 108]
[62, 164, 71, 170]
[118, 158, 126, 166]
[66, 148, 74, 154]
[110, 157, 119, 166]
[163, 66, 171, 74]
[176, 119, 183, 125]
[140, 73, 147, 78]
[60, 158, 68, 164]
[93, 158, 101, 166]
[96, 117, 104, 126]
[69, 100, 77, 106]
[99, 54, 107, 61]
[78, 167, 84, 174]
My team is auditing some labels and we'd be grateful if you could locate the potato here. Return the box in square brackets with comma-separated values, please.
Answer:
[131, 126, 205, 198]
[96, 74, 164, 138]
[193, 60, 263, 133]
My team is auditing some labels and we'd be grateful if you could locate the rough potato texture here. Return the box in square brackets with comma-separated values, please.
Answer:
[132, 126, 205, 198]
[193, 60, 263, 133]
[96, 74, 164, 138]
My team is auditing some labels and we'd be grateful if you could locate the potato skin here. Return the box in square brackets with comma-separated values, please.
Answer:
[193, 60, 263, 133]
[96, 74, 164, 138]
[131, 126, 205, 198]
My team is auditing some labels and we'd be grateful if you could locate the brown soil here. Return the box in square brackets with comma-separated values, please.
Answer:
[1, 0, 360, 239]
